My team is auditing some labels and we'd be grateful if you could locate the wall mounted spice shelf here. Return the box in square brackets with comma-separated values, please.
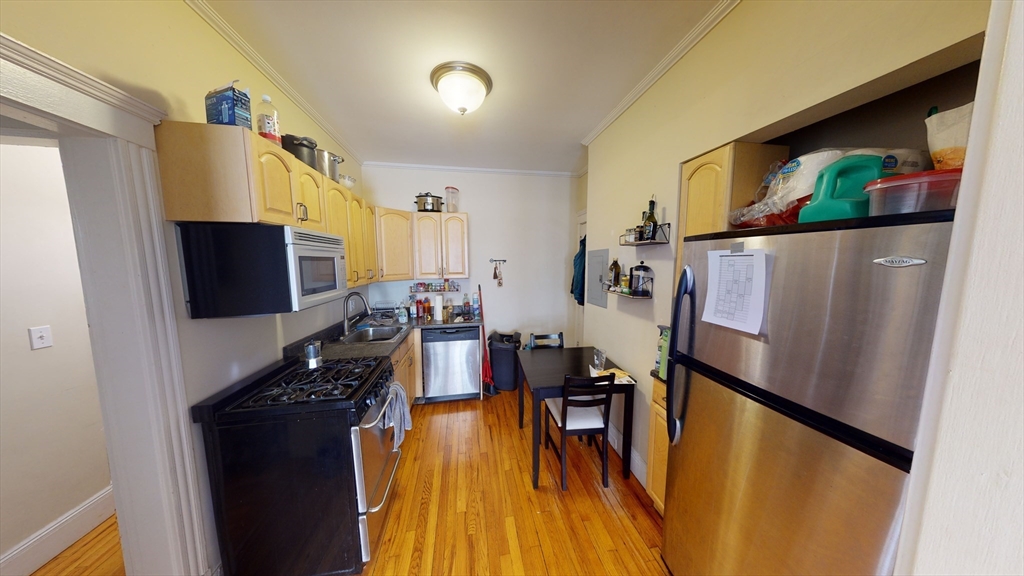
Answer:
[620, 223, 671, 246]
[603, 289, 653, 300]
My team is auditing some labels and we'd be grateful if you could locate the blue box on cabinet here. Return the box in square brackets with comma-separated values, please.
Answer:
[205, 83, 251, 129]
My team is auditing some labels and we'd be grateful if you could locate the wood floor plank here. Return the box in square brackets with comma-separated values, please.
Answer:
[31, 515, 125, 576]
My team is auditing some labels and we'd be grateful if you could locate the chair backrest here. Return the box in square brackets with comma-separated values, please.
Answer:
[561, 373, 615, 428]
[530, 332, 564, 349]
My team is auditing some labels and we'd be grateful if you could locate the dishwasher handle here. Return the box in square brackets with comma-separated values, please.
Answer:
[421, 327, 479, 342]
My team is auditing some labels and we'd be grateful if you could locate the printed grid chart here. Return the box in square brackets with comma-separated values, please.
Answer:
[713, 256, 754, 322]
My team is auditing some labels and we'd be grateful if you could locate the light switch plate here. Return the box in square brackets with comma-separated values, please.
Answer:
[28, 326, 52, 350]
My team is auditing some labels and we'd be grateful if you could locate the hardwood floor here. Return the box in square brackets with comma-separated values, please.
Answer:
[31, 515, 125, 576]
[365, 387, 668, 575]
[28, 387, 665, 576]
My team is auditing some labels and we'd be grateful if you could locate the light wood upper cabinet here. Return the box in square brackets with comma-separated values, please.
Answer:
[251, 135, 297, 225]
[325, 181, 352, 280]
[292, 161, 327, 232]
[680, 142, 790, 237]
[376, 207, 414, 282]
[363, 204, 378, 284]
[441, 213, 469, 279]
[157, 121, 307, 225]
[412, 212, 470, 279]
[677, 142, 789, 273]
[347, 194, 366, 286]
[413, 213, 442, 279]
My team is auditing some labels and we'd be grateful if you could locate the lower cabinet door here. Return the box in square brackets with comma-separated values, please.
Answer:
[647, 403, 668, 515]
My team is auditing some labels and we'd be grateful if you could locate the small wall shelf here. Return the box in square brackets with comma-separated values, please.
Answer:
[603, 289, 652, 300]
[620, 223, 671, 246]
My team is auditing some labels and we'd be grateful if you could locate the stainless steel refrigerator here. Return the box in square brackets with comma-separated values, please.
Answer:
[663, 211, 954, 575]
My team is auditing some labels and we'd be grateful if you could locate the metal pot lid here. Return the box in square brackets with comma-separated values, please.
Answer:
[632, 261, 653, 272]
[283, 134, 317, 148]
[415, 192, 439, 198]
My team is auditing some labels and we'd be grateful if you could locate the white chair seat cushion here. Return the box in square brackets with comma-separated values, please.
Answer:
[544, 397, 604, 431]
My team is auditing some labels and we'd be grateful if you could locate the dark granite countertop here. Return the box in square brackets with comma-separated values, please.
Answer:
[284, 314, 485, 362]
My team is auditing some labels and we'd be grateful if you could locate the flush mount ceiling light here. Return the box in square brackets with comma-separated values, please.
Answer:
[430, 61, 493, 115]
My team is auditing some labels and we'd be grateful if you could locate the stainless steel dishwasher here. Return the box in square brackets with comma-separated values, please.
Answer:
[422, 327, 481, 401]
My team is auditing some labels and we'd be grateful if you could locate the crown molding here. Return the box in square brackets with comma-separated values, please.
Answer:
[185, 0, 363, 164]
[362, 160, 576, 179]
[0, 34, 166, 125]
[581, 0, 739, 146]
[573, 166, 588, 178]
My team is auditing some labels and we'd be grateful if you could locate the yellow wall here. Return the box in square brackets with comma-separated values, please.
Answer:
[585, 0, 990, 475]
[0, 0, 361, 187]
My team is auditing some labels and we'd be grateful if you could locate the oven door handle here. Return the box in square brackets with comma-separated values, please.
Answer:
[360, 390, 397, 429]
[367, 448, 401, 514]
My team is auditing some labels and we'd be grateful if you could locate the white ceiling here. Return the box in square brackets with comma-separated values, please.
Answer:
[204, 0, 723, 174]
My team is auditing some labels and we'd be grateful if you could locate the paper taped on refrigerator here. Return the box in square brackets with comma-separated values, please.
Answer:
[700, 248, 768, 335]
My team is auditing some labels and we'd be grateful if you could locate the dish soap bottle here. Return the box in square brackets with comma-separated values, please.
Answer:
[255, 95, 281, 146]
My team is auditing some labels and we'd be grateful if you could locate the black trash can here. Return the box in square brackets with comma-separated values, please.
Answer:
[489, 331, 523, 391]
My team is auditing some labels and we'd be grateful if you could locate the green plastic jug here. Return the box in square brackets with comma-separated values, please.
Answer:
[798, 155, 884, 223]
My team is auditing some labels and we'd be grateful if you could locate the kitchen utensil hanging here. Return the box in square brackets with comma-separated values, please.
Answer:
[490, 259, 506, 287]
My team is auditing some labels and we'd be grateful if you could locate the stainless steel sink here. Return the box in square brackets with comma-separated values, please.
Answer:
[341, 326, 405, 344]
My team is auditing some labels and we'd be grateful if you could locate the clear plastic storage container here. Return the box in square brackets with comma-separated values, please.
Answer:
[866, 168, 962, 216]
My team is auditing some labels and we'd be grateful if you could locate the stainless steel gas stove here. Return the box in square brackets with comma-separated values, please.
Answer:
[192, 355, 401, 576]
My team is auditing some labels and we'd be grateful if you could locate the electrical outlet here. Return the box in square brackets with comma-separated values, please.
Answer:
[28, 326, 53, 350]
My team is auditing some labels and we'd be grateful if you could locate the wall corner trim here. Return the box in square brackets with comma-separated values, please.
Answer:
[580, 0, 739, 146]
[185, 0, 363, 165]
[0, 34, 166, 125]
[0, 486, 115, 576]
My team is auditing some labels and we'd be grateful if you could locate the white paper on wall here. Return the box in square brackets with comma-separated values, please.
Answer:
[701, 249, 768, 335]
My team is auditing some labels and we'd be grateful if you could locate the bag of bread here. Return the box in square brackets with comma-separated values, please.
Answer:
[925, 102, 973, 170]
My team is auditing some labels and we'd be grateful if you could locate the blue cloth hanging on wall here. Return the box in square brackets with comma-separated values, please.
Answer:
[570, 236, 586, 306]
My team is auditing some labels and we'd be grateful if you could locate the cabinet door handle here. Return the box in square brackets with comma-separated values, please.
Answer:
[380, 268, 384, 278]
[354, 270, 360, 281]
[367, 269, 374, 279]
[297, 203, 309, 222]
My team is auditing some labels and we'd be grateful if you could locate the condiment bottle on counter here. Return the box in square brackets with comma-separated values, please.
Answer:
[463, 293, 471, 312]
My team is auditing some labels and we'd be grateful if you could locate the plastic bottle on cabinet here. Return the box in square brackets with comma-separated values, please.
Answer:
[255, 95, 281, 146]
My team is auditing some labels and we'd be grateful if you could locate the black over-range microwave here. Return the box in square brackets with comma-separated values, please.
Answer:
[175, 222, 347, 319]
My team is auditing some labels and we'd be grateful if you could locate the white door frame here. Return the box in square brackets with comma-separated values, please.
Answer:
[573, 210, 587, 347]
[0, 34, 204, 575]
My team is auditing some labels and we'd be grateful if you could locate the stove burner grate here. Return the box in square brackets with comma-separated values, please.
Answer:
[232, 357, 385, 410]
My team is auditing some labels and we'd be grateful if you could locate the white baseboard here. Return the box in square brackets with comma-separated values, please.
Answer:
[607, 424, 649, 490]
[0, 485, 115, 576]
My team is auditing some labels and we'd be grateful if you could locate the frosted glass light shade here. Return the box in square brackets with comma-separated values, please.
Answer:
[430, 62, 493, 115]
[437, 72, 487, 115]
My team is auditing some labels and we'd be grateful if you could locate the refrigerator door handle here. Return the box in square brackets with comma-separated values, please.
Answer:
[667, 265, 694, 445]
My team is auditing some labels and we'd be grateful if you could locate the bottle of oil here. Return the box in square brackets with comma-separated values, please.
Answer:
[609, 258, 621, 287]
[643, 197, 658, 241]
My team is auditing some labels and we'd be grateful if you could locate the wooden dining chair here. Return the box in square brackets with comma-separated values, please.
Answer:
[543, 373, 615, 490]
[529, 332, 564, 349]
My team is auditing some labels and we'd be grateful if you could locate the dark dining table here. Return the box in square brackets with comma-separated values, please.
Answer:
[516, 346, 635, 489]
